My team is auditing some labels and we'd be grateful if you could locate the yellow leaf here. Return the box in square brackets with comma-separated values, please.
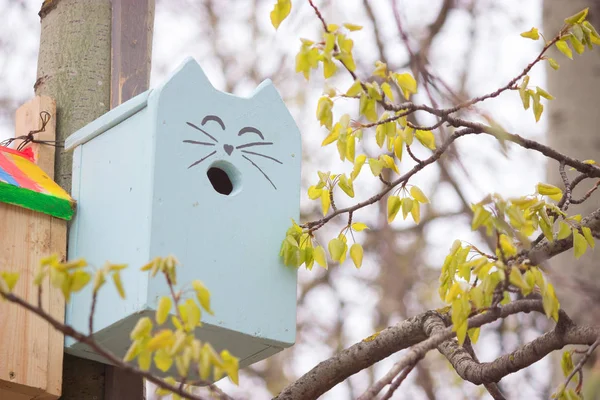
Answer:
[368, 158, 384, 176]
[138, 350, 151, 371]
[556, 40, 573, 59]
[314, 245, 328, 269]
[124, 340, 140, 362]
[112, 272, 126, 299]
[536, 182, 563, 201]
[351, 154, 367, 180]
[557, 222, 571, 240]
[402, 198, 413, 220]
[536, 86, 554, 100]
[130, 317, 153, 340]
[156, 296, 172, 325]
[351, 222, 369, 232]
[321, 189, 331, 216]
[192, 280, 213, 315]
[373, 61, 387, 78]
[467, 327, 481, 344]
[380, 154, 399, 174]
[316, 97, 334, 129]
[154, 348, 173, 373]
[415, 130, 436, 150]
[393, 72, 418, 99]
[323, 57, 337, 79]
[542, 283, 560, 321]
[410, 186, 429, 203]
[308, 185, 323, 200]
[520, 27, 540, 40]
[499, 234, 518, 257]
[328, 238, 346, 261]
[346, 134, 355, 162]
[346, 80, 363, 96]
[147, 329, 174, 351]
[270, 0, 291, 29]
[565, 8, 588, 25]
[350, 243, 363, 268]
[321, 125, 339, 146]
[338, 175, 355, 197]
[573, 230, 588, 259]
[582, 226, 595, 248]
[547, 57, 560, 70]
[381, 82, 394, 101]
[343, 23, 363, 31]
[185, 298, 202, 329]
[509, 267, 530, 293]
[70, 270, 90, 293]
[393, 135, 404, 160]
[411, 200, 421, 223]
[403, 125, 414, 145]
[327, 23, 339, 32]
[219, 350, 240, 385]
[387, 196, 402, 223]
[1, 272, 19, 291]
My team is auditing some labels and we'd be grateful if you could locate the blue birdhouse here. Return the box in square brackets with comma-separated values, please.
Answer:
[64, 57, 301, 375]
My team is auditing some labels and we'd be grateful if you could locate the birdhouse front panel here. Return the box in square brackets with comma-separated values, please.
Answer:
[64, 58, 301, 372]
[147, 60, 300, 346]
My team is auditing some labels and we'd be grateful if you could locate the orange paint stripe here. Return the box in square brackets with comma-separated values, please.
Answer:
[0, 152, 40, 191]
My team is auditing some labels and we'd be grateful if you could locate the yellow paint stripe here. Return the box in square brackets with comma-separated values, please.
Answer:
[8, 152, 72, 201]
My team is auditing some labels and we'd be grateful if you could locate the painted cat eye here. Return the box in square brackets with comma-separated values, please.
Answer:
[238, 126, 264, 140]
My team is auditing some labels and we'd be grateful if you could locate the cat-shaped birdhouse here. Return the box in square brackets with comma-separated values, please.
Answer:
[64, 57, 301, 375]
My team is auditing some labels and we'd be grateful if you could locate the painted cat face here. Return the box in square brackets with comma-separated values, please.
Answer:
[183, 114, 282, 190]
[151, 58, 298, 197]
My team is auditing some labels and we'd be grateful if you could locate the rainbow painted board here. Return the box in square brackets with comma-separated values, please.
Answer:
[0, 146, 74, 220]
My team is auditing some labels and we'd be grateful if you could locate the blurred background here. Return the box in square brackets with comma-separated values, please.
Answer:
[3, 0, 594, 399]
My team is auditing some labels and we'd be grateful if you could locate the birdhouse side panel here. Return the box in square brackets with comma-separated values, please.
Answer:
[145, 59, 300, 348]
[66, 108, 156, 343]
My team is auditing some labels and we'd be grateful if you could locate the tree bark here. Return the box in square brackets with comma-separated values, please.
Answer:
[544, 1, 600, 397]
[35, 0, 112, 193]
[34, 1, 111, 398]
[544, 0, 600, 332]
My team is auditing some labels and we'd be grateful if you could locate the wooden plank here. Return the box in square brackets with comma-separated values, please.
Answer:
[0, 96, 66, 400]
[110, 0, 155, 108]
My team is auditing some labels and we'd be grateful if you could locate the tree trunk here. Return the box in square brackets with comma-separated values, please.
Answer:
[35, 0, 112, 193]
[34, 1, 111, 398]
[544, 1, 600, 397]
[544, 0, 600, 332]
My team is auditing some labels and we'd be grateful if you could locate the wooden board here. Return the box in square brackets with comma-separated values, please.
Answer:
[0, 96, 67, 400]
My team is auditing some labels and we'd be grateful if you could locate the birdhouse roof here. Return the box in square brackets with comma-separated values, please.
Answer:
[0, 146, 75, 220]
[65, 90, 151, 150]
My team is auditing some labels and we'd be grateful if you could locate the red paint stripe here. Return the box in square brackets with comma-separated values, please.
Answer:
[0, 146, 35, 162]
[0, 152, 40, 191]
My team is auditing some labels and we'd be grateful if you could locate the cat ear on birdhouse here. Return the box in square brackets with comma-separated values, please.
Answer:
[251, 79, 284, 105]
[168, 57, 215, 92]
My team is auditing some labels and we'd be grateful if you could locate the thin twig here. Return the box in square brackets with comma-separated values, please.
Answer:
[561, 339, 600, 395]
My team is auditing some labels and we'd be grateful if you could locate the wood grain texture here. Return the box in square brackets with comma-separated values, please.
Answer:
[0, 96, 66, 400]
[111, 0, 155, 108]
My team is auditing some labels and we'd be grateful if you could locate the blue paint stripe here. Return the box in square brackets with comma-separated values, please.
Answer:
[0, 166, 19, 186]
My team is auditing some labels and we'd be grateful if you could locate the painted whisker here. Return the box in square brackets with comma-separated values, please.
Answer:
[183, 140, 216, 146]
[186, 122, 219, 143]
[188, 151, 216, 169]
[242, 155, 277, 190]
[236, 142, 273, 149]
[241, 150, 282, 164]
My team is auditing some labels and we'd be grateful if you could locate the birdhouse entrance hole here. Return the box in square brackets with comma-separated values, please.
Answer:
[207, 160, 242, 196]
